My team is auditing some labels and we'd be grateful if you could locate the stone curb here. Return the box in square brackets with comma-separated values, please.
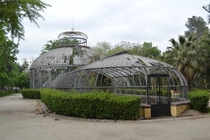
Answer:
[38, 100, 49, 113]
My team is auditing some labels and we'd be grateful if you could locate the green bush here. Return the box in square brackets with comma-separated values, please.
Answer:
[0, 90, 13, 97]
[21, 89, 41, 99]
[41, 88, 141, 120]
[188, 89, 210, 112]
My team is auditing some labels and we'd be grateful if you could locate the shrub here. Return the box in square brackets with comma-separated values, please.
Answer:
[0, 90, 13, 97]
[40, 88, 141, 120]
[21, 89, 41, 99]
[188, 89, 210, 112]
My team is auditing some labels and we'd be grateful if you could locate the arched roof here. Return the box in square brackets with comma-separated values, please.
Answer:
[47, 53, 187, 89]
[80, 53, 174, 69]
[30, 47, 95, 69]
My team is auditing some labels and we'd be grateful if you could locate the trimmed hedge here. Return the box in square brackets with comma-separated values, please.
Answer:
[0, 90, 13, 97]
[41, 88, 141, 120]
[21, 89, 41, 99]
[188, 89, 210, 112]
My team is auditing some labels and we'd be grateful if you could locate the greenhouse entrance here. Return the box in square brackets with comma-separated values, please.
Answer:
[147, 74, 171, 117]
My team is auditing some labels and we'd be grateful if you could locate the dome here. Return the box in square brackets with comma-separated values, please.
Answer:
[30, 30, 98, 89]
[58, 31, 88, 47]
[46, 53, 188, 102]
[80, 53, 173, 69]
[30, 47, 95, 69]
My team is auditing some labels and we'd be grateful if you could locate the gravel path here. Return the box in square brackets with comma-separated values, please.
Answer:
[0, 93, 210, 140]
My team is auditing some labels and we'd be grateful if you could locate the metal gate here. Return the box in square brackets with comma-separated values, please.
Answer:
[147, 74, 171, 117]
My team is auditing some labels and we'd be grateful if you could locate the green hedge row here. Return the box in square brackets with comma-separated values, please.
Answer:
[21, 89, 41, 99]
[41, 88, 141, 120]
[0, 90, 13, 97]
[188, 89, 210, 112]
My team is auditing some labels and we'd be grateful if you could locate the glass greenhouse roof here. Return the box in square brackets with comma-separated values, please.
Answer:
[30, 47, 95, 69]
[80, 53, 174, 69]
[30, 29, 189, 104]
[47, 53, 187, 89]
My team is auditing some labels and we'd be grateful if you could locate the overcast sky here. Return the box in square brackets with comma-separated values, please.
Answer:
[17, 0, 209, 64]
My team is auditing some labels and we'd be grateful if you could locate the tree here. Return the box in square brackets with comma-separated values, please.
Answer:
[0, 1, 50, 90]
[203, 3, 210, 23]
[92, 41, 112, 56]
[165, 35, 207, 90]
[41, 38, 81, 54]
[19, 58, 29, 73]
[199, 29, 210, 87]
[0, 34, 19, 89]
[107, 45, 127, 56]
[15, 72, 29, 89]
[41, 40, 60, 54]
[13, 60, 30, 89]
[92, 41, 162, 60]
[184, 16, 208, 40]
[159, 51, 167, 62]
[130, 42, 161, 59]
[0, 0, 51, 40]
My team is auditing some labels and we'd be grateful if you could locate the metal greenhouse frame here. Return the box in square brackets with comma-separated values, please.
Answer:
[30, 30, 188, 117]
[30, 30, 97, 89]
[46, 53, 188, 103]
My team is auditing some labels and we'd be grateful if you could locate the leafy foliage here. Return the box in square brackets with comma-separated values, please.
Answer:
[0, 0, 51, 40]
[19, 58, 29, 73]
[165, 35, 207, 90]
[15, 72, 29, 89]
[200, 30, 210, 87]
[21, 89, 41, 99]
[0, 34, 19, 89]
[41, 40, 60, 54]
[130, 42, 161, 59]
[0, 0, 50, 90]
[91, 41, 161, 60]
[203, 3, 210, 23]
[92, 41, 112, 56]
[0, 90, 14, 98]
[107, 45, 127, 56]
[41, 38, 80, 54]
[188, 89, 210, 112]
[41, 88, 141, 120]
[185, 16, 208, 39]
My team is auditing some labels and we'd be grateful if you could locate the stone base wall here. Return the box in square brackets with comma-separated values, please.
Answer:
[170, 102, 190, 117]
[140, 101, 190, 119]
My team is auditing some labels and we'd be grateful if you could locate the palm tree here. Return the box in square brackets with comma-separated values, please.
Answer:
[165, 35, 207, 90]
[199, 30, 210, 87]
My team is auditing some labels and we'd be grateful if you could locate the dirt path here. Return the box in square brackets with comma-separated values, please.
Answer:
[0, 93, 210, 140]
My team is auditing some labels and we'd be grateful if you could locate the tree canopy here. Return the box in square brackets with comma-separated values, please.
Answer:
[92, 41, 112, 56]
[0, 34, 19, 89]
[41, 40, 60, 54]
[90, 41, 162, 59]
[199, 30, 210, 85]
[0, 0, 51, 40]
[165, 35, 207, 90]
[130, 42, 161, 59]
[0, 0, 50, 89]
[203, 3, 210, 23]
[185, 16, 208, 40]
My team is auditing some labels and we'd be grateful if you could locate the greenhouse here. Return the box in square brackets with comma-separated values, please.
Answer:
[46, 51, 188, 100]
[30, 30, 189, 117]
[30, 30, 97, 89]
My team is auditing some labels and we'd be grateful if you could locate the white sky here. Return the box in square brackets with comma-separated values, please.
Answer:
[17, 0, 209, 64]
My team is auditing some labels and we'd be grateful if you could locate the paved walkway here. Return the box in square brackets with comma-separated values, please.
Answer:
[0, 93, 210, 140]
